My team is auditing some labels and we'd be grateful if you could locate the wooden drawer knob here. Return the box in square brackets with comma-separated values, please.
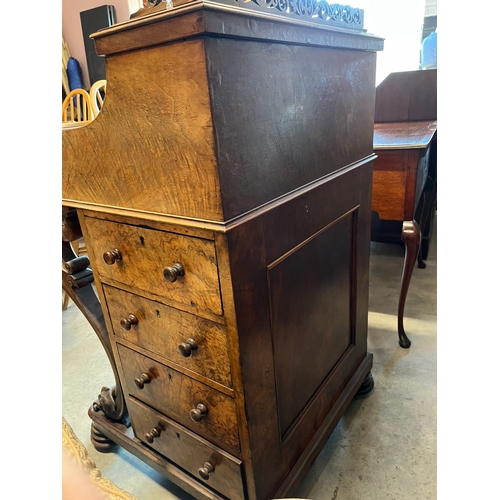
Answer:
[134, 373, 151, 389]
[190, 403, 208, 422]
[144, 427, 161, 443]
[178, 338, 197, 358]
[198, 462, 214, 481]
[163, 263, 185, 282]
[120, 314, 138, 331]
[103, 249, 122, 265]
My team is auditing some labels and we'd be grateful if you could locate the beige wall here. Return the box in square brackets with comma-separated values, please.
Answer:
[356, 0, 426, 84]
[62, 0, 141, 89]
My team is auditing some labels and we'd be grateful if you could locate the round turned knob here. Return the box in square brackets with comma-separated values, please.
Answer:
[178, 338, 198, 358]
[134, 373, 151, 389]
[103, 249, 122, 265]
[163, 263, 185, 282]
[190, 403, 208, 423]
[198, 462, 214, 481]
[144, 427, 161, 443]
[120, 314, 138, 331]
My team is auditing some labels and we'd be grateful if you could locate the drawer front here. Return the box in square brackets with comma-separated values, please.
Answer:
[84, 217, 222, 316]
[117, 344, 240, 454]
[104, 285, 232, 388]
[128, 397, 245, 500]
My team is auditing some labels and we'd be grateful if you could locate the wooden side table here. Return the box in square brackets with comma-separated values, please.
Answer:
[372, 120, 437, 348]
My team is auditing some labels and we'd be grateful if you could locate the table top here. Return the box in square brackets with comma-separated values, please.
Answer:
[373, 121, 437, 150]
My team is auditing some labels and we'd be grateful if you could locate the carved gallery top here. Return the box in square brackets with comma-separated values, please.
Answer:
[116, 0, 365, 32]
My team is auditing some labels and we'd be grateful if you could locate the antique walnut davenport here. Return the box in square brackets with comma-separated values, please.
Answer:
[62, 2, 383, 499]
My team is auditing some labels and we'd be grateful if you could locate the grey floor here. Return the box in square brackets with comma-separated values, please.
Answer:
[62, 215, 436, 500]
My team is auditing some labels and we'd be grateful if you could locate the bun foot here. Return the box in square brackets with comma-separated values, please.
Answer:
[91, 423, 116, 453]
[355, 371, 374, 398]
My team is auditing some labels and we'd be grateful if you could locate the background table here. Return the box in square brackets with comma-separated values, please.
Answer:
[372, 121, 437, 348]
[370, 70, 437, 348]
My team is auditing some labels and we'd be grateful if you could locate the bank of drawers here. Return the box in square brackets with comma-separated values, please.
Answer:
[84, 216, 243, 499]
[116, 344, 240, 454]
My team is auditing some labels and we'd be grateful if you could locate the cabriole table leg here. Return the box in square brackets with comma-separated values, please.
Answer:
[397, 220, 422, 348]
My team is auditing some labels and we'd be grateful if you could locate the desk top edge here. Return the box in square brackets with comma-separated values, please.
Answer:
[373, 121, 437, 150]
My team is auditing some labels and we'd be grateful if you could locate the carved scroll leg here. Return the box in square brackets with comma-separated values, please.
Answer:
[417, 177, 436, 269]
[397, 221, 422, 349]
[63, 208, 127, 430]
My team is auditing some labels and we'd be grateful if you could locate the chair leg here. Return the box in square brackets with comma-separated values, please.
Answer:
[63, 238, 85, 310]
[63, 291, 70, 311]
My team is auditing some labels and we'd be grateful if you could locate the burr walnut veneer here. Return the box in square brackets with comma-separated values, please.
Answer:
[62, 2, 383, 499]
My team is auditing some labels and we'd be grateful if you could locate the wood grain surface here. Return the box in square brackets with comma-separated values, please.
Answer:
[117, 344, 240, 454]
[268, 214, 355, 438]
[104, 285, 232, 388]
[224, 161, 373, 500]
[372, 142, 431, 221]
[373, 121, 437, 150]
[62, 39, 223, 221]
[374, 69, 437, 123]
[127, 397, 245, 500]
[63, 5, 382, 499]
[206, 37, 377, 219]
[83, 216, 223, 316]
[372, 170, 407, 221]
[92, 6, 383, 57]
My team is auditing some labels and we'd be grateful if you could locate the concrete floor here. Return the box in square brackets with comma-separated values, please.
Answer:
[62, 216, 436, 500]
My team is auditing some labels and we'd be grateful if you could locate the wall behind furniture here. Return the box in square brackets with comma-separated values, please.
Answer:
[354, 0, 426, 84]
[62, 0, 141, 89]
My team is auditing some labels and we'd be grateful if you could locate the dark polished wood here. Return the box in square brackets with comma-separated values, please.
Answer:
[371, 69, 437, 347]
[190, 404, 208, 423]
[205, 36, 377, 220]
[398, 221, 421, 348]
[116, 343, 241, 454]
[416, 176, 436, 269]
[90, 423, 116, 452]
[63, 3, 382, 499]
[178, 338, 198, 358]
[374, 69, 437, 124]
[133, 372, 151, 389]
[355, 371, 375, 398]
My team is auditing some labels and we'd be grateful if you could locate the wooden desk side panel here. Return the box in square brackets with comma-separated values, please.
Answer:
[206, 38, 377, 220]
[62, 39, 223, 222]
[226, 165, 371, 500]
